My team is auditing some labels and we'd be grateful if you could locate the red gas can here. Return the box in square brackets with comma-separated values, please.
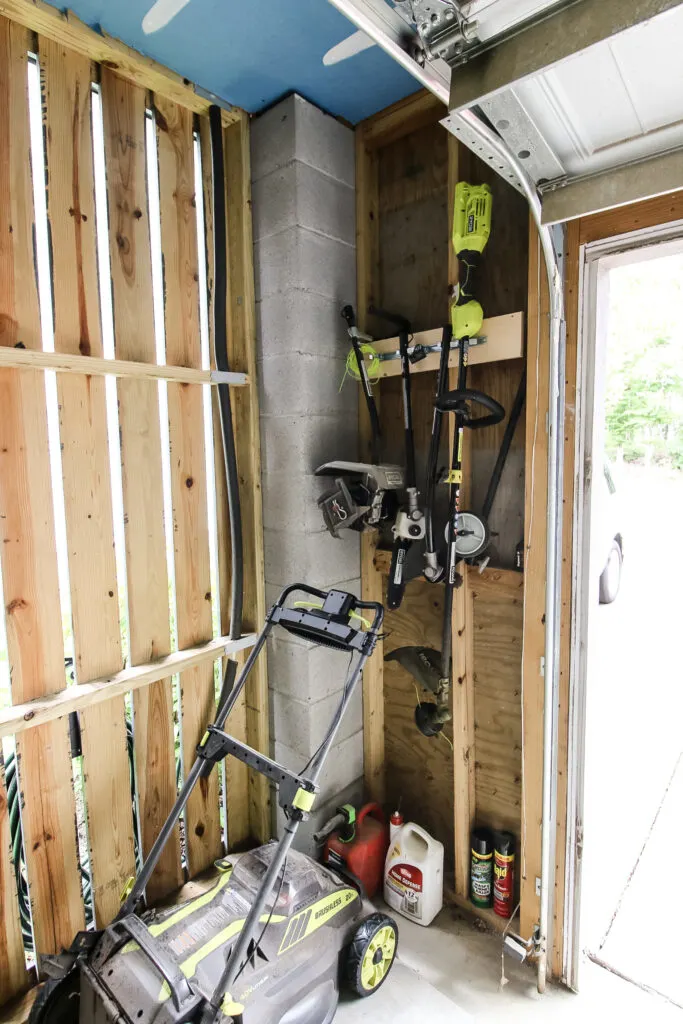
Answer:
[324, 803, 388, 899]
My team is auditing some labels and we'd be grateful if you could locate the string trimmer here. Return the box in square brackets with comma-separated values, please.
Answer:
[386, 183, 507, 736]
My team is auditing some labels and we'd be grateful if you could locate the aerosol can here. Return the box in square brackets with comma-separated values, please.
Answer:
[384, 821, 443, 926]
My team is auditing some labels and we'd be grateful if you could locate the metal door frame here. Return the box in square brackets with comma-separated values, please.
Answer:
[563, 218, 683, 990]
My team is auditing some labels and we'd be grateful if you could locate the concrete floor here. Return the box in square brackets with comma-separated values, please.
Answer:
[338, 900, 683, 1024]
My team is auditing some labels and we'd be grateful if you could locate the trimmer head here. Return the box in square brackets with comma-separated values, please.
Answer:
[414, 702, 445, 737]
[384, 646, 441, 695]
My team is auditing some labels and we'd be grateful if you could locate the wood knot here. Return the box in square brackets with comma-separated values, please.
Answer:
[155, 108, 169, 133]
[6, 597, 28, 614]
[185, 476, 194, 489]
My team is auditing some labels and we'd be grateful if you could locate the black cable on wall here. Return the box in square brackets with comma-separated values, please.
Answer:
[208, 105, 244, 715]
[209, 105, 244, 642]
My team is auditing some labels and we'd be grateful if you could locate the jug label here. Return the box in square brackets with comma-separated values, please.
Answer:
[387, 862, 424, 919]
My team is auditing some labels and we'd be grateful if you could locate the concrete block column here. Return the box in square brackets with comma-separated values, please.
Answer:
[251, 94, 362, 852]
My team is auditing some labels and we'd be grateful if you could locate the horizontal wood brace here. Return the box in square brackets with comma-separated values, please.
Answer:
[0, 633, 258, 739]
[0, 346, 249, 386]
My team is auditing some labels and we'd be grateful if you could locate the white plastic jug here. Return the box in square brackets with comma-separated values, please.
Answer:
[383, 821, 444, 926]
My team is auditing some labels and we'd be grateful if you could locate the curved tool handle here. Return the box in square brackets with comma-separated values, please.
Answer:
[435, 387, 505, 429]
[367, 305, 411, 333]
[387, 538, 411, 610]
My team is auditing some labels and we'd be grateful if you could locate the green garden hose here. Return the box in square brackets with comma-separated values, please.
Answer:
[4, 716, 139, 952]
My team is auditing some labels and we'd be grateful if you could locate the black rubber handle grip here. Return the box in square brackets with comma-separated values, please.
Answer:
[435, 387, 505, 429]
[341, 304, 356, 329]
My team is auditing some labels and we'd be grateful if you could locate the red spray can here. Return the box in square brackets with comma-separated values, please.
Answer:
[493, 831, 515, 918]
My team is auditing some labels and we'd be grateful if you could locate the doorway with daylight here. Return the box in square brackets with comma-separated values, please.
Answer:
[567, 223, 683, 1012]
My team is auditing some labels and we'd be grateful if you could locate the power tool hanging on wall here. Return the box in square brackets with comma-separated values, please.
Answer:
[316, 306, 425, 610]
[387, 183, 509, 737]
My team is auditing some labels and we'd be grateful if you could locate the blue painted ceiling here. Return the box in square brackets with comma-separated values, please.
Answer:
[45, 0, 419, 123]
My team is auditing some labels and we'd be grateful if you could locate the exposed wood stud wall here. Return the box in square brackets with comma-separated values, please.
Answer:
[357, 95, 683, 975]
[224, 114, 271, 843]
[448, 132, 476, 900]
[42, 38, 137, 926]
[357, 92, 526, 914]
[0, 13, 264, 1004]
[156, 95, 221, 873]
[384, 582, 453, 858]
[199, 117, 250, 850]
[552, 218, 580, 976]
[355, 121, 385, 805]
[0, 635, 257, 741]
[520, 215, 550, 939]
[102, 70, 182, 900]
[0, 18, 84, 966]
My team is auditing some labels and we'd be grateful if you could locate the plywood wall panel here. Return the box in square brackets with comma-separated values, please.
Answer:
[470, 573, 523, 838]
[378, 123, 449, 333]
[383, 579, 455, 866]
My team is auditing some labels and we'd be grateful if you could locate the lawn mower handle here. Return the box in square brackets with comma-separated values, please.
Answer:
[273, 584, 384, 633]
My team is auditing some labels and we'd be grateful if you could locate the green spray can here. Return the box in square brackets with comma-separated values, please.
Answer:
[470, 827, 493, 908]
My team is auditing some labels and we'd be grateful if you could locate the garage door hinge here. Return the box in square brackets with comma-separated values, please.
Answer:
[540, 656, 545, 676]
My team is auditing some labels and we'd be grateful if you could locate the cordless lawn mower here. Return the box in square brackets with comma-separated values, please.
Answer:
[29, 585, 397, 1024]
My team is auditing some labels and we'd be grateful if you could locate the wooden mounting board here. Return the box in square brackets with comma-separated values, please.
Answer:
[370, 311, 524, 379]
